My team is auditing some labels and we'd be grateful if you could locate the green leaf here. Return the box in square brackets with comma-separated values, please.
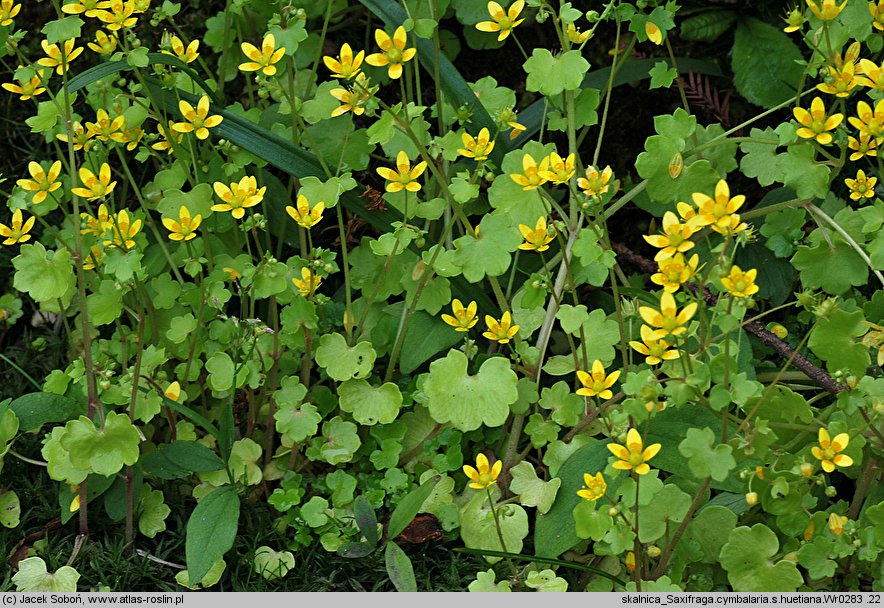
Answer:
[137, 486, 171, 538]
[460, 491, 530, 562]
[809, 308, 871, 377]
[678, 427, 737, 481]
[798, 537, 838, 580]
[314, 333, 376, 381]
[185, 486, 240, 587]
[525, 569, 568, 592]
[308, 416, 361, 465]
[274, 402, 321, 443]
[399, 310, 463, 374]
[524, 49, 590, 96]
[452, 214, 523, 282]
[338, 380, 402, 426]
[41, 17, 83, 44]
[792, 235, 869, 295]
[573, 501, 613, 542]
[556, 304, 588, 336]
[732, 17, 803, 108]
[739, 128, 783, 187]
[141, 441, 225, 480]
[387, 475, 440, 539]
[649, 61, 678, 89]
[301, 496, 330, 527]
[422, 350, 519, 431]
[10, 392, 84, 432]
[86, 280, 124, 326]
[205, 352, 235, 392]
[12, 242, 75, 304]
[0, 490, 20, 528]
[509, 461, 561, 514]
[719, 524, 803, 591]
[467, 569, 511, 592]
[680, 10, 737, 42]
[539, 381, 584, 427]
[60, 411, 140, 477]
[778, 144, 830, 200]
[682, 505, 737, 564]
[580, 309, 621, 366]
[353, 495, 379, 546]
[638, 484, 692, 543]
[175, 559, 225, 590]
[253, 546, 295, 581]
[385, 541, 417, 592]
[12, 557, 79, 592]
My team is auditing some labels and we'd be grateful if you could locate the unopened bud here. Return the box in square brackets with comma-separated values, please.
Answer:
[745, 492, 758, 506]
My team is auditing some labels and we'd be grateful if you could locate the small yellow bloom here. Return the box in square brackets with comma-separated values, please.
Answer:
[17, 160, 62, 204]
[783, 5, 805, 32]
[625, 551, 636, 572]
[239, 33, 285, 76]
[629, 324, 680, 366]
[692, 179, 748, 235]
[164, 381, 181, 401]
[0, 0, 21, 26]
[567, 22, 590, 45]
[518, 216, 554, 252]
[2, 72, 47, 101]
[576, 360, 621, 400]
[872, 0, 884, 31]
[72, 163, 117, 200]
[847, 133, 877, 160]
[642, 211, 696, 261]
[854, 59, 884, 91]
[103, 209, 141, 249]
[86, 108, 125, 142]
[37, 39, 83, 75]
[87, 30, 118, 55]
[212, 176, 265, 219]
[222, 267, 241, 281]
[806, 0, 846, 21]
[645, 21, 662, 45]
[803, 520, 815, 541]
[0, 209, 35, 246]
[69, 486, 81, 513]
[510, 153, 549, 190]
[815, 62, 857, 98]
[607, 428, 661, 476]
[756, 466, 765, 479]
[292, 267, 322, 297]
[330, 72, 375, 117]
[172, 95, 223, 140]
[849, 99, 884, 139]
[323, 43, 364, 80]
[483, 311, 519, 343]
[638, 291, 698, 340]
[365, 26, 416, 80]
[721, 265, 760, 298]
[80, 203, 113, 236]
[285, 194, 325, 229]
[576, 165, 613, 197]
[845, 169, 877, 200]
[57, 121, 92, 151]
[441, 299, 478, 332]
[162, 206, 201, 241]
[544, 152, 575, 185]
[152, 121, 183, 154]
[476, 1, 525, 42]
[651, 253, 699, 293]
[62, 0, 111, 18]
[457, 127, 495, 162]
[82, 245, 105, 271]
[793, 96, 842, 145]
[577, 472, 606, 501]
[862, 321, 884, 366]
[462, 453, 502, 489]
[96, 0, 138, 31]
[828, 513, 848, 536]
[166, 35, 199, 64]
[118, 126, 144, 151]
[376, 150, 427, 193]
[811, 428, 853, 473]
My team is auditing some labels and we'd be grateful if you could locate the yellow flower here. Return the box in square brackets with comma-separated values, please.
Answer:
[37, 39, 83, 75]
[69, 485, 81, 513]
[330, 72, 375, 117]
[483, 311, 519, 343]
[164, 381, 181, 401]
[518, 216, 554, 252]
[62, 0, 111, 17]
[87, 30, 118, 55]
[82, 245, 105, 271]
[462, 453, 502, 489]
[783, 5, 805, 32]
[854, 59, 884, 90]
[828, 513, 848, 536]
[872, 0, 884, 30]
[651, 253, 699, 293]
[239, 33, 285, 76]
[72, 163, 117, 200]
[17, 160, 62, 204]
[292, 267, 322, 297]
[2, 72, 47, 101]
[457, 127, 495, 161]
[845, 169, 877, 200]
[811, 428, 853, 472]
[86, 108, 125, 142]
[103, 209, 141, 249]
[629, 324, 680, 366]
[96, 0, 137, 31]
[0, 0, 20, 25]
[162, 206, 201, 241]
[376, 150, 427, 193]
[118, 126, 144, 151]
[441, 299, 478, 332]
[57, 121, 92, 151]
[285, 194, 325, 229]
[323, 43, 364, 80]
[721, 265, 760, 298]
[806, 0, 846, 20]
[577, 165, 613, 197]
[625, 551, 636, 572]
[212, 176, 265, 219]
[577, 472, 606, 501]
[172, 95, 223, 140]
[793, 96, 843, 144]
[510, 153, 549, 190]
[80, 203, 113, 236]
[607, 428, 661, 476]
[642, 211, 696, 261]
[167, 35, 199, 64]
[645, 21, 662, 45]
[847, 133, 877, 160]
[365, 26, 416, 80]
[849, 99, 884, 138]
[152, 121, 183, 154]
[223, 267, 241, 281]
[476, 1, 525, 42]
[567, 22, 590, 44]
[544, 152, 575, 184]
[576, 360, 621, 400]
[0, 209, 35, 246]
[862, 321, 884, 366]
[691, 179, 748, 235]
[638, 291, 698, 339]
[815, 62, 857, 98]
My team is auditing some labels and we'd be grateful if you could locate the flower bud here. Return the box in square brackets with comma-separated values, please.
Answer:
[745, 492, 758, 506]
[825, 486, 837, 497]
[800, 462, 813, 478]
[647, 545, 661, 558]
